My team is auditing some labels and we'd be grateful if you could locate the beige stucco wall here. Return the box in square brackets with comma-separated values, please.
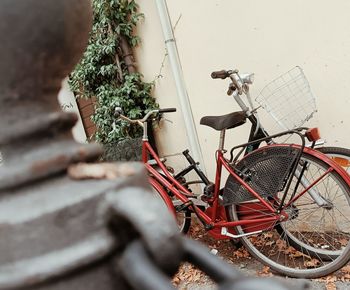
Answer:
[135, 0, 350, 182]
[58, 79, 87, 143]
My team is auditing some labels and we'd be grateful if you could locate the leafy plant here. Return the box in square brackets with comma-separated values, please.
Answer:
[69, 0, 158, 144]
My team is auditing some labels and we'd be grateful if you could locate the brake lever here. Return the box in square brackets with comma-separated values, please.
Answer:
[227, 83, 236, 96]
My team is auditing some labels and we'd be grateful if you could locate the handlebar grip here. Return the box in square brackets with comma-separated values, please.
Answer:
[211, 70, 229, 79]
[159, 108, 176, 113]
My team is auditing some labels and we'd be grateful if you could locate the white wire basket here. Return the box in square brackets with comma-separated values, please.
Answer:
[255, 66, 317, 130]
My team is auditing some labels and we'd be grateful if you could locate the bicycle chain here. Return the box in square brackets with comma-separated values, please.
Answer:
[106, 187, 310, 290]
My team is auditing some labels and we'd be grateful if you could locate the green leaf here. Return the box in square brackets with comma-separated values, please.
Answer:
[68, 0, 159, 144]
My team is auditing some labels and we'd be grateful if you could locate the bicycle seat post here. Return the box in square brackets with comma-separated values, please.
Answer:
[219, 129, 226, 151]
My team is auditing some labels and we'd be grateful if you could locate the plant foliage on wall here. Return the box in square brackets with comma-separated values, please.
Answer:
[69, 0, 158, 144]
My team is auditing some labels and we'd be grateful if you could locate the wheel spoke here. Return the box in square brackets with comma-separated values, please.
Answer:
[226, 147, 350, 278]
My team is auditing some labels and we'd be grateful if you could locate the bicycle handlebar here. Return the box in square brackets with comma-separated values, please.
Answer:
[159, 108, 176, 113]
[211, 70, 232, 79]
[211, 69, 254, 96]
[115, 107, 176, 126]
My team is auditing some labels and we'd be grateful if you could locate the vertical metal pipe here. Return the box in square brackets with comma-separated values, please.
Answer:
[155, 0, 206, 175]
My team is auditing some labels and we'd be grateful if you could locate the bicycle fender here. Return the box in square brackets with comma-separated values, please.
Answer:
[280, 144, 350, 186]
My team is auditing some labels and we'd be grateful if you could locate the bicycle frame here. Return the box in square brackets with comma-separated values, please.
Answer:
[113, 68, 350, 278]
[115, 67, 350, 239]
[143, 135, 293, 238]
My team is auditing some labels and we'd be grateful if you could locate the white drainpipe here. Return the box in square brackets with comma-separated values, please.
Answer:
[155, 0, 207, 174]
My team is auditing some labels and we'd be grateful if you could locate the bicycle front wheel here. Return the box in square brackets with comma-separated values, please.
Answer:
[149, 177, 191, 234]
[226, 146, 350, 278]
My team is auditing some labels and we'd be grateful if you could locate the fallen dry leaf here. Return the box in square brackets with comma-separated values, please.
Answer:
[172, 276, 181, 286]
[341, 265, 350, 274]
[233, 247, 250, 259]
[172, 262, 211, 288]
[341, 273, 350, 281]
[325, 276, 337, 283]
[257, 266, 272, 277]
[315, 274, 337, 283]
[325, 281, 337, 290]
[304, 258, 320, 268]
[276, 239, 287, 251]
[284, 246, 297, 255]
[338, 238, 348, 247]
[265, 240, 275, 246]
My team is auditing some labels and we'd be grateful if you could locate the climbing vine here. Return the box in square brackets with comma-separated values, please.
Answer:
[69, 0, 158, 143]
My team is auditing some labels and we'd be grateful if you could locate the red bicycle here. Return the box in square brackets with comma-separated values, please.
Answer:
[114, 75, 350, 279]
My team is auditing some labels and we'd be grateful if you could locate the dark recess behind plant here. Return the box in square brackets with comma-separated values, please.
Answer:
[69, 0, 158, 144]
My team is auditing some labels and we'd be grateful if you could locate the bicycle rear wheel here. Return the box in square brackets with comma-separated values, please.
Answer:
[225, 145, 350, 278]
[318, 146, 350, 174]
[277, 146, 350, 261]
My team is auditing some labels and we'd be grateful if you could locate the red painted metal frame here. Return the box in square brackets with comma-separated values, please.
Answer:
[142, 140, 280, 230]
[142, 139, 350, 235]
[285, 167, 333, 208]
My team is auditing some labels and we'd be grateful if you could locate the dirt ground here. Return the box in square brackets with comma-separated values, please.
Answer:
[173, 222, 350, 290]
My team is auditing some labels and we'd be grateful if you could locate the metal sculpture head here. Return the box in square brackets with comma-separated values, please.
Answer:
[0, 0, 92, 118]
[0, 0, 101, 189]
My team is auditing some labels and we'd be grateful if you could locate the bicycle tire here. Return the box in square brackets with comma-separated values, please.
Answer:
[318, 146, 350, 174]
[171, 199, 192, 234]
[225, 145, 350, 278]
[149, 178, 191, 234]
[275, 146, 350, 261]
